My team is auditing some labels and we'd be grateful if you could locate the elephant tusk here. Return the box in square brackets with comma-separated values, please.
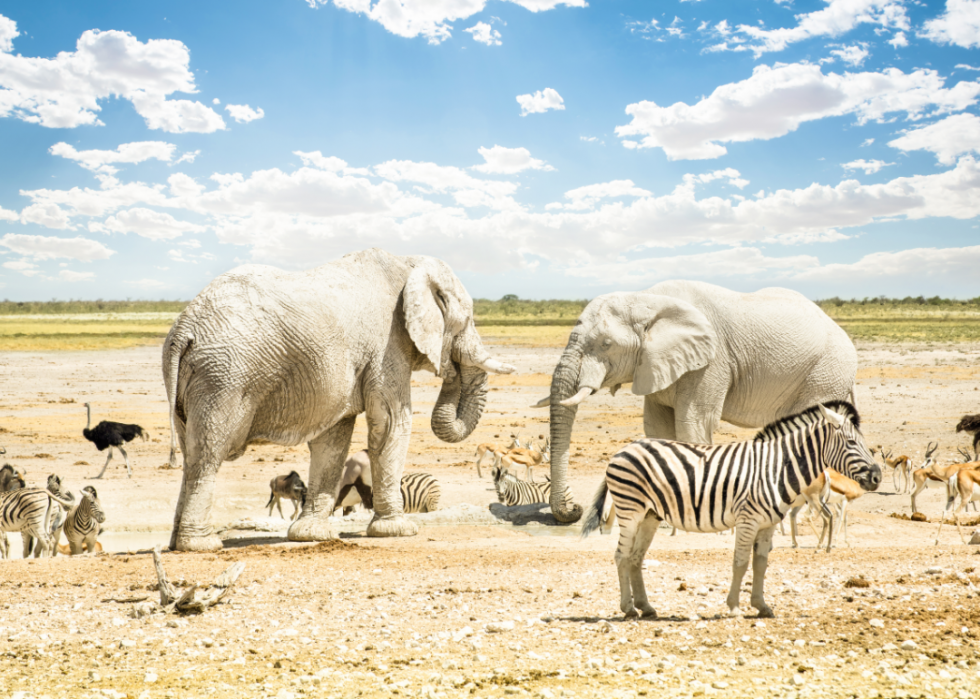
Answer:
[476, 358, 517, 375]
[559, 387, 593, 407]
[532, 396, 550, 408]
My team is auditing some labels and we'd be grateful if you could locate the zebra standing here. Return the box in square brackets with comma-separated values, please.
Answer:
[583, 403, 880, 619]
[62, 486, 106, 556]
[401, 473, 441, 513]
[492, 464, 551, 506]
[1, 487, 75, 558]
[23, 474, 75, 558]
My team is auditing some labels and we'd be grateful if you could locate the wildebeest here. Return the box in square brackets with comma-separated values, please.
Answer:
[266, 471, 307, 520]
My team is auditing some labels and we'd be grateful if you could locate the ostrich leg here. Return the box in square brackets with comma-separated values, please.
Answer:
[119, 446, 132, 478]
[91, 447, 114, 479]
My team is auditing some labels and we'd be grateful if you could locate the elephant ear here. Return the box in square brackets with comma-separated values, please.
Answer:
[631, 295, 717, 396]
[403, 262, 447, 375]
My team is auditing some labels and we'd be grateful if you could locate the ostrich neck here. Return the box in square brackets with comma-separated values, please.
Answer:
[85, 404, 92, 431]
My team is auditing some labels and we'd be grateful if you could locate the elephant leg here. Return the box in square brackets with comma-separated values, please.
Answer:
[643, 398, 675, 440]
[366, 395, 417, 538]
[171, 463, 224, 551]
[288, 416, 356, 542]
[750, 526, 776, 618]
[672, 369, 723, 444]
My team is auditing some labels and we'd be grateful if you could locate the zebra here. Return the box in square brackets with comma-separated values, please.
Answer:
[62, 486, 106, 556]
[492, 464, 551, 506]
[582, 402, 881, 619]
[401, 473, 440, 513]
[24, 474, 75, 558]
[1, 487, 75, 558]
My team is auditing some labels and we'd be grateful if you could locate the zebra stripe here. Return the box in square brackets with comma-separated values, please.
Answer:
[582, 402, 880, 620]
[63, 486, 106, 556]
[0, 488, 72, 558]
[401, 473, 440, 513]
[493, 467, 551, 506]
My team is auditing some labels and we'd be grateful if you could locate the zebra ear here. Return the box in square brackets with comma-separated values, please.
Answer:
[631, 295, 717, 396]
[818, 403, 846, 428]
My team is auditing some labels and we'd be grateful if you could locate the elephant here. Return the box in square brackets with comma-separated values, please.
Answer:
[537, 280, 857, 523]
[163, 248, 515, 551]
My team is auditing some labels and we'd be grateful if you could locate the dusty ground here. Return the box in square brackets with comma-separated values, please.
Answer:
[1, 340, 980, 698]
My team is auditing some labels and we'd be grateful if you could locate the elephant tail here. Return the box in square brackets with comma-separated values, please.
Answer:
[164, 326, 194, 470]
[581, 481, 615, 539]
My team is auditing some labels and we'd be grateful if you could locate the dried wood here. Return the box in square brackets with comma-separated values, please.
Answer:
[151, 545, 245, 614]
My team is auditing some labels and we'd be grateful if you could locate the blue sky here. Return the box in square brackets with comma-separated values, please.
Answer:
[2, 0, 980, 301]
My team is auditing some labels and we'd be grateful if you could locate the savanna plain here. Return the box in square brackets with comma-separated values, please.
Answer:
[2, 300, 980, 699]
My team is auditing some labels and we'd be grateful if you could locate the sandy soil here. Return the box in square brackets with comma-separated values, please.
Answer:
[1, 341, 980, 698]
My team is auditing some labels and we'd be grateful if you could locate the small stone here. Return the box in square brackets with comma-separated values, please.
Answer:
[925, 567, 943, 575]
[901, 640, 918, 651]
[791, 674, 805, 686]
[119, 639, 136, 649]
[452, 626, 473, 642]
[201, 638, 215, 648]
[88, 671, 101, 682]
[144, 672, 158, 684]
[869, 619, 885, 628]
[538, 689, 556, 699]
[486, 621, 515, 633]
[712, 681, 729, 689]
[969, 530, 980, 545]
[882, 643, 898, 651]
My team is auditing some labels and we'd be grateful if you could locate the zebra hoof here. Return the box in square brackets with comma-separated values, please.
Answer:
[287, 516, 335, 542]
[173, 534, 223, 552]
[367, 514, 418, 538]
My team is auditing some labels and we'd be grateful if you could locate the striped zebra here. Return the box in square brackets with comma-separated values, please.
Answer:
[583, 402, 880, 619]
[401, 473, 440, 513]
[62, 486, 106, 556]
[493, 465, 551, 506]
[1, 487, 75, 559]
[23, 474, 75, 558]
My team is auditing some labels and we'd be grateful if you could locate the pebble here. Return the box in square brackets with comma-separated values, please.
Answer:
[88, 671, 101, 681]
[791, 674, 805, 686]
[538, 689, 555, 699]
[487, 621, 515, 633]
[901, 640, 918, 651]
[453, 626, 473, 642]
[144, 672, 158, 684]
[924, 567, 943, 575]
[869, 619, 885, 628]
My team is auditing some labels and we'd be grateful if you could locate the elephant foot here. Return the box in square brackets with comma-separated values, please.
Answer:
[288, 515, 335, 542]
[553, 503, 584, 524]
[367, 514, 419, 538]
[173, 533, 223, 552]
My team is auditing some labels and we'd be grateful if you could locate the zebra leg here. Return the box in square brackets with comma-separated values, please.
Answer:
[614, 516, 639, 617]
[0, 533, 7, 559]
[749, 525, 777, 618]
[119, 446, 131, 478]
[789, 505, 803, 548]
[626, 512, 660, 618]
[726, 522, 761, 615]
[91, 447, 114, 479]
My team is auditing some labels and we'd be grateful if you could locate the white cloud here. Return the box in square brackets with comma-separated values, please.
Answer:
[92, 208, 206, 241]
[0, 23, 225, 132]
[921, 0, 980, 49]
[20, 202, 74, 229]
[825, 44, 869, 66]
[0, 13, 18, 53]
[58, 269, 95, 282]
[0, 205, 18, 221]
[374, 159, 519, 209]
[616, 63, 980, 160]
[225, 104, 265, 123]
[294, 151, 348, 171]
[566, 247, 819, 285]
[861, 137, 875, 146]
[174, 150, 199, 165]
[465, 22, 502, 45]
[127, 278, 168, 289]
[307, 0, 585, 45]
[888, 31, 908, 48]
[3, 259, 38, 276]
[795, 245, 980, 281]
[0, 233, 113, 261]
[841, 158, 894, 174]
[888, 113, 980, 165]
[473, 145, 553, 174]
[49, 141, 176, 175]
[553, 180, 653, 210]
[168, 173, 205, 198]
[516, 87, 565, 116]
[732, 0, 909, 57]
[957, 64, 980, 71]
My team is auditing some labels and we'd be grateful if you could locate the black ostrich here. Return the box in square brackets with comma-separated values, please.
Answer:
[82, 402, 149, 479]
[955, 413, 980, 458]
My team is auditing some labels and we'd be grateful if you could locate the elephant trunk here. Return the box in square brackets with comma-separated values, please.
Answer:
[548, 344, 591, 524]
[430, 361, 488, 443]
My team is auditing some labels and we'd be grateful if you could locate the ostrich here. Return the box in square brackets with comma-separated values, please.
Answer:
[82, 402, 149, 479]
[956, 414, 980, 458]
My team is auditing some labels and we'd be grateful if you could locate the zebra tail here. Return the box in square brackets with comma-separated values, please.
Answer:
[581, 481, 610, 539]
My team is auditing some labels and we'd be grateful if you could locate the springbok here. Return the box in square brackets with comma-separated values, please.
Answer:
[473, 443, 506, 478]
[875, 446, 914, 493]
[910, 443, 980, 513]
[815, 469, 866, 549]
[936, 465, 980, 544]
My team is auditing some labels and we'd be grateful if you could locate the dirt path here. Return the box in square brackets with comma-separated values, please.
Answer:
[1, 341, 980, 697]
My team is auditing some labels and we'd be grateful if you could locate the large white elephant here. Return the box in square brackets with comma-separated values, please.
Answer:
[163, 248, 514, 551]
[540, 280, 856, 523]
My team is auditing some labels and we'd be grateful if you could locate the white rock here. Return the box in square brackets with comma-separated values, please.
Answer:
[453, 626, 474, 642]
[712, 681, 729, 689]
[791, 674, 805, 686]
[925, 567, 943, 575]
[144, 672, 158, 684]
[88, 671, 101, 681]
[486, 621, 515, 633]
[901, 640, 918, 651]
[537, 689, 555, 699]
[869, 619, 885, 628]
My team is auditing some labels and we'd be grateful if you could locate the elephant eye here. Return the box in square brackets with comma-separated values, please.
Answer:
[602, 338, 612, 348]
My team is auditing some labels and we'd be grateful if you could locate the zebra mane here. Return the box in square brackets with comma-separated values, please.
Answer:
[753, 401, 860, 443]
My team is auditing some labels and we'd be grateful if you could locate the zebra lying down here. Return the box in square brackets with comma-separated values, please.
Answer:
[583, 402, 881, 619]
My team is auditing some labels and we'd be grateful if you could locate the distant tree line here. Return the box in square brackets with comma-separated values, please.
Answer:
[816, 295, 980, 307]
[0, 299, 188, 315]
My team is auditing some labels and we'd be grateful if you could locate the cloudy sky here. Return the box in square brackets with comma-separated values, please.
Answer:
[2, 0, 980, 301]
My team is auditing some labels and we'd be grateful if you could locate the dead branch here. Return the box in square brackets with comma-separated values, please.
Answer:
[150, 546, 245, 614]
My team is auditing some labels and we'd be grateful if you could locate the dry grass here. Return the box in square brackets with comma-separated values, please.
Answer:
[0, 313, 177, 351]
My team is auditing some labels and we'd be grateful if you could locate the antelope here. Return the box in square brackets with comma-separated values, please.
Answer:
[815, 469, 866, 549]
[474, 443, 507, 478]
[876, 446, 914, 493]
[910, 443, 980, 513]
[500, 435, 550, 482]
[936, 465, 980, 544]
